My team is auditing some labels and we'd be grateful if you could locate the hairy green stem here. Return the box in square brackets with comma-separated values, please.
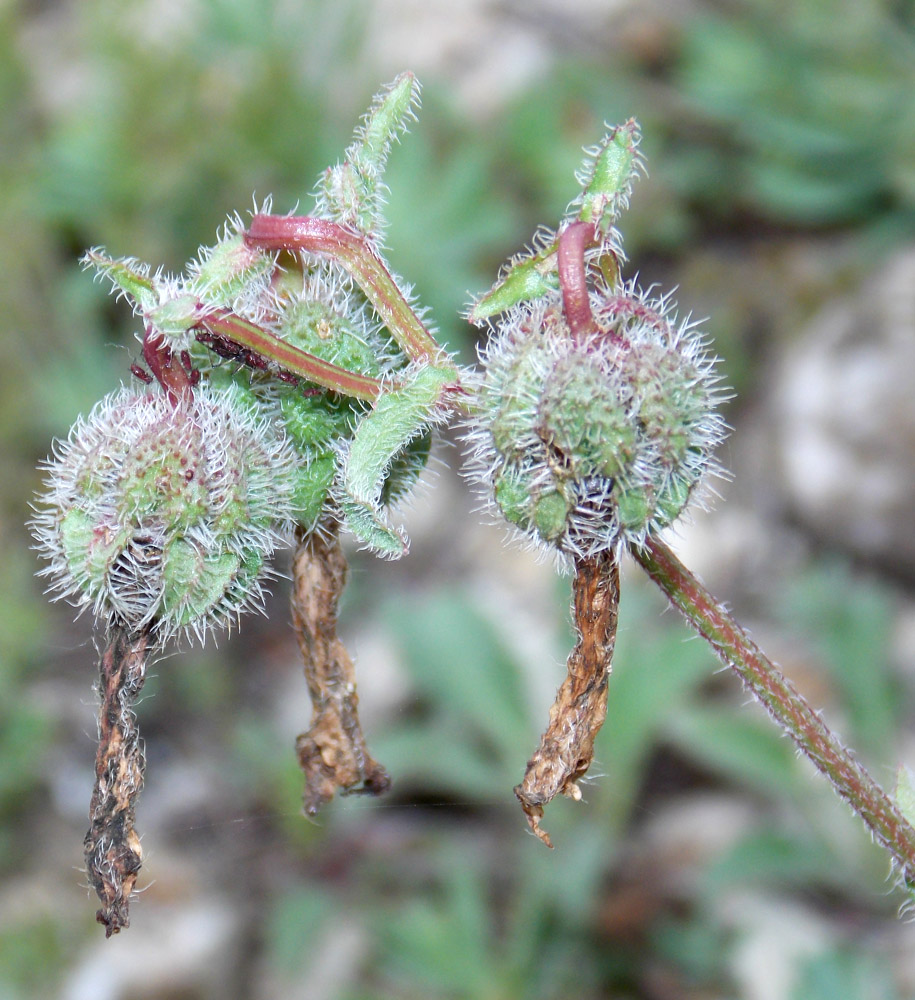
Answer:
[631, 535, 915, 886]
[245, 215, 441, 363]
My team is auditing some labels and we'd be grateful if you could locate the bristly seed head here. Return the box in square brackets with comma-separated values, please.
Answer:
[465, 282, 727, 561]
[30, 382, 296, 644]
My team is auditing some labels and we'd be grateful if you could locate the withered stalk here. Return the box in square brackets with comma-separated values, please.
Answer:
[515, 548, 620, 847]
[84, 623, 152, 936]
[291, 526, 391, 815]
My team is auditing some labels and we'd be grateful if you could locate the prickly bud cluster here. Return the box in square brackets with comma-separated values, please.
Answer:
[31, 383, 295, 643]
[468, 284, 726, 558]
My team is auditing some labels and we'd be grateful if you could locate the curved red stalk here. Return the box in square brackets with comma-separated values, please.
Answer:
[142, 328, 194, 405]
[245, 215, 441, 363]
[557, 221, 598, 342]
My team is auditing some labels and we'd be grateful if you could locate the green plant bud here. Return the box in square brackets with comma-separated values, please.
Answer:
[189, 230, 275, 307]
[467, 284, 726, 558]
[289, 451, 337, 528]
[31, 383, 296, 643]
[489, 338, 550, 458]
[539, 349, 636, 479]
[279, 298, 382, 377]
[280, 391, 357, 451]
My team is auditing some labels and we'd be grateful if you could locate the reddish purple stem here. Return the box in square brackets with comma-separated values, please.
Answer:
[557, 222, 598, 341]
[245, 215, 441, 363]
[142, 328, 194, 405]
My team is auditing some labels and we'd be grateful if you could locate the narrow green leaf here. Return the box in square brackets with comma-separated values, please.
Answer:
[574, 118, 642, 234]
[318, 72, 420, 237]
[341, 364, 453, 555]
[468, 240, 560, 323]
[354, 71, 419, 171]
[81, 248, 159, 315]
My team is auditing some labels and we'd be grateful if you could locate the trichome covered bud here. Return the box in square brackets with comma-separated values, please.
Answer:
[469, 281, 726, 558]
[31, 382, 296, 643]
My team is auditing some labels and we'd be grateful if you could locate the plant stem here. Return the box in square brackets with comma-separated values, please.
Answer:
[197, 309, 384, 401]
[143, 328, 194, 404]
[631, 534, 915, 886]
[515, 548, 620, 847]
[84, 623, 152, 936]
[291, 526, 391, 814]
[245, 215, 442, 363]
[557, 221, 598, 341]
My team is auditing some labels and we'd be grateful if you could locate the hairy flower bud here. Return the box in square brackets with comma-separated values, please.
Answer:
[31, 383, 295, 643]
[467, 283, 726, 558]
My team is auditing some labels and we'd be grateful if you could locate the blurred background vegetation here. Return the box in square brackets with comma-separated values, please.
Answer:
[3, 0, 915, 996]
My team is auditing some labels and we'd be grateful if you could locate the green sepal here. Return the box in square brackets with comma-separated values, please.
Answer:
[190, 232, 275, 307]
[574, 119, 641, 235]
[468, 241, 561, 324]
[532, 489, 571, 542]
[60, 508, 129, 590]
[81, 249, 159, 315]
[319, 71, 420, 237]
[494, 466, 534, 529]
[147, 293, 200, 338]
[161, 539, 240, 624]
[340, 364, 453, 556]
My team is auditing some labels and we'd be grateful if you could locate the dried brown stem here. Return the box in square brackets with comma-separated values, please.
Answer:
[84, 624, 152, 936]
[291, 527, 391, 815]
[515, 548, 620, 847]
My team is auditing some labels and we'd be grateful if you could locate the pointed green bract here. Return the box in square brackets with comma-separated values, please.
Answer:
[469, 120, 642, 324]
[469, 242, 561, 324]
[81, 249, 160, 315]
[353, 71, 419, 171]
[574, 119, 642, 236]
[340, 364, 453, 555]
[318, 72, 420, 238]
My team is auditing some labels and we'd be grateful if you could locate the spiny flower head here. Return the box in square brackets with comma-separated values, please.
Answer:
[467, 282, 727, 560]
[31, 382, 296, 643]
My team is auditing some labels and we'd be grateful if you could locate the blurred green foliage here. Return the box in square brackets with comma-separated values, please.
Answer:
[3, 0, 914, 995]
